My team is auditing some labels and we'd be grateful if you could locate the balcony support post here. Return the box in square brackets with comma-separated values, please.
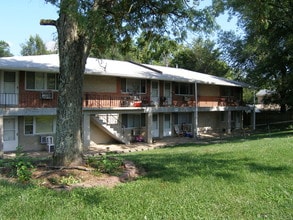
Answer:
[227, 110, 232, 134]
[0, 116, 3, 158]
[146, 111, 153, 144]
[82, 113, 91, 149]
[194, 82, 198, 138]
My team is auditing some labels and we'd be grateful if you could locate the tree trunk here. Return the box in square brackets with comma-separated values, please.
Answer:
[52, 3, 88, 166]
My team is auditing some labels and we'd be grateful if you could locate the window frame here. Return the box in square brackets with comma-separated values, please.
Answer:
[122, 114, 145, 128]
[24, 116, 56, 135]
[25, 71, 58, 91]
[121, 78, 146, 94]
[174, 82, 194, 95]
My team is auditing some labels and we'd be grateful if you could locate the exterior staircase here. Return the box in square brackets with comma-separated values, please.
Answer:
[91, 114, 130, 144]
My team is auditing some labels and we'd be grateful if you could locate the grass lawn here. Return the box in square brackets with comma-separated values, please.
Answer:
[0, 130, 292, 219]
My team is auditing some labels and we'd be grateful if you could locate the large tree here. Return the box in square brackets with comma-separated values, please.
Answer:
[41, 0, 215, 166]
[214, 0, 293, 111]
[0, 41, 13, 57]
[20, 34, 50, 55]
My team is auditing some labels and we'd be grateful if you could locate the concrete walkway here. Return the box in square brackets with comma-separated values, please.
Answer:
[2, 136, 203, 159]
[3, 132, 238, 158]
[87, 136, 198, 155]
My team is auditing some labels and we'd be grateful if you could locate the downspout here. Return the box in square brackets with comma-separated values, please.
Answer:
[253, 90, 256, 130]
[194, 82, 198, 138]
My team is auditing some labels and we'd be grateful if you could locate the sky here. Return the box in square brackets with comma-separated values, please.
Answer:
[1, 0, 240, 56]
[1, 0, 58, 56]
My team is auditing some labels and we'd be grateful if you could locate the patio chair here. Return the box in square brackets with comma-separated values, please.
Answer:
[174, 125, 184, 137]
[46, 136, 55, 153]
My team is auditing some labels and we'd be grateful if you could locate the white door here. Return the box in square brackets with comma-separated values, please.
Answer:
[3, 117, 18, 152]
[151, 114, 159, 137]
[163, 113, 172, 136]
[163, 82, 172, 106]
[151, 81, 159, 106]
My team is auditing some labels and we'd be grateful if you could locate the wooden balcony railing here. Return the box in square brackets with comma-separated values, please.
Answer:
[0, 92, 241, 109]
[197, 96, 240, 107]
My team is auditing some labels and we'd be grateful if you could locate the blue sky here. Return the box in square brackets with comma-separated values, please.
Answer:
[1, 0, 240, 56]
[1, 0, 58, 55]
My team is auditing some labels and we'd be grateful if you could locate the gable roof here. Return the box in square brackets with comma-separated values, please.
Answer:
[0, 54, 250, 88]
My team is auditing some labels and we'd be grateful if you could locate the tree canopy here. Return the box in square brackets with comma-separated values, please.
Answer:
[20, 34, 50, 56]
[0, 41, 13, 57]
[214, 0, 293, 111]
[171, 38, 233, 78]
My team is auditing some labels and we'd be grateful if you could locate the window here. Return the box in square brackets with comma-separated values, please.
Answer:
[122, 114, 145, 128]
[121, 78, 146, 94]
[164, 114, 171, 129]
[174, 83, 194, 95]
[26, 72, 58, 90]
[4, 72, 16, 93]
[164, 82, 171, 98]
[24, 116, 55, 135]
[220, 112, 225, 122]
[24, 117, 34, 135]
[174, 113, 192, 125]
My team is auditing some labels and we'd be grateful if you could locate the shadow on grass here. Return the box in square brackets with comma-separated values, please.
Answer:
[164, 129, 293, 150]
[122, 135, 292, 183]
[247, 162, 291, 174]
[123, 152, 242, 182]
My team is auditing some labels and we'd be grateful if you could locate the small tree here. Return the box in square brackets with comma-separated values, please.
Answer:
[20, 34, 49, 56]
[0, 41, 13, 57]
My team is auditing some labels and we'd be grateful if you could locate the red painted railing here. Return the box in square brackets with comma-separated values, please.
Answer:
[0, 92, 241, 108]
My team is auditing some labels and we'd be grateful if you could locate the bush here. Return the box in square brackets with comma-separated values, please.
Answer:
[15, 160, 34, 183]
[86, 155, 123, 174]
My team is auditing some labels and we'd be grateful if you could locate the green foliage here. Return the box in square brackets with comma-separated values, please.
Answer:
[1, 146, 34, 183]
[0, 40, 13, 57]
[86, 155, 123, 174]
[243, 88, 255, 104]
[15, 160, 34, 183]
[215, 0, 293, 111]
[171, 38, 232, 77]
[59, 175, 81, 185]
[15, 145, 25, 157]
[134, 32, 179, 65]
[0, 131, 292, 219]
[20, 34, 50, 56]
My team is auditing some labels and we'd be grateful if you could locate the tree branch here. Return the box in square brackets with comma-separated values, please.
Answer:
[40, 19, 57, 26]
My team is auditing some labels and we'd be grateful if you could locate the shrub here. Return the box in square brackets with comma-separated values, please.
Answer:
[86, 155, 123, 174]
[15, 160, 34, 183]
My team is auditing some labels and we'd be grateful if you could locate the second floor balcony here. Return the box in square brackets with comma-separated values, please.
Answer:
[0, 92, 243, 109]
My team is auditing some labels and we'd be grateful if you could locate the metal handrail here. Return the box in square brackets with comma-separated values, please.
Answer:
[98, 113, 125, 134]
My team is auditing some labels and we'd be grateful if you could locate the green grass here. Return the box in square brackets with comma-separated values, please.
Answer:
[1, 131, 292, 219]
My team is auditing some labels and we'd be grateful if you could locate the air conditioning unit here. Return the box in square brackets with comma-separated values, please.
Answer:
[40, 91, 53, 100]
[40, 136, 47, 144]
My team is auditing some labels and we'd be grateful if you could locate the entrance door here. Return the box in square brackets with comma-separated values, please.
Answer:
[163, 82, 172, 106]
[3, 117, 18, 151]
[163, 113, 171, 136]
[151, 81, 159, 106]
[151, 114, 159, 137]
[1, 71, 18, 105]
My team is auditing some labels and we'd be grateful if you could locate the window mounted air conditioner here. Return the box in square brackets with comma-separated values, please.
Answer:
[40, 91, 53, 100]
[40, 136, 47, 144]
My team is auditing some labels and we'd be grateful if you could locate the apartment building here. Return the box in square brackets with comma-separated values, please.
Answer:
[0, 55, 251, 152]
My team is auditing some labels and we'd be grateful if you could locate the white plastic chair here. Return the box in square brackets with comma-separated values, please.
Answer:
[46, 136, 55, 153]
